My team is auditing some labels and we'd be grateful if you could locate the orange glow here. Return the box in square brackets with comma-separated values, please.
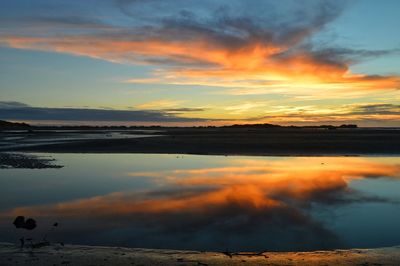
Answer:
[3, 157, 400, 218]
[1, 35, 399, 95]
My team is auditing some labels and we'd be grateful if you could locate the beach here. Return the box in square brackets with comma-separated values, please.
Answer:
[1, 127, 400, 156]
[1, 242, 400, 266]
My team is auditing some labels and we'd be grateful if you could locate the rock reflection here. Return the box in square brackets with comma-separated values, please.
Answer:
[3, 157, 400, 251]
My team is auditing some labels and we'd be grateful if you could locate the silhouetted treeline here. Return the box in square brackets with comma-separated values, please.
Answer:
[220, 123, 357, 129]
[0, 120, 358, 131]
[0, 120, 31, 130]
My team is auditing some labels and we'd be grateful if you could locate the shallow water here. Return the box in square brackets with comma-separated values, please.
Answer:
[0, 154, 399, 252]
[0, 131, 157, 150]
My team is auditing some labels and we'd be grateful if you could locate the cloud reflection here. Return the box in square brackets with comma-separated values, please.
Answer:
[2, 157, 400, 251]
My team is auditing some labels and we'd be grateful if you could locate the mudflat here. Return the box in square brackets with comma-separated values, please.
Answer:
[1, 127, 399, 155]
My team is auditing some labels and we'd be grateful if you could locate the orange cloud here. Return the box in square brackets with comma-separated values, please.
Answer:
[1, 35, 399, 96]
[234, 103, 400, 126]
[1, 0, 399, 106]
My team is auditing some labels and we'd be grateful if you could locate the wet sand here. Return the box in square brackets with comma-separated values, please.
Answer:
[1, 242, 400, 266]
[2, 128, 399, 155]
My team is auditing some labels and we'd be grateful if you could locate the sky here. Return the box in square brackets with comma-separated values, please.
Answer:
[0, 0, 399, 126]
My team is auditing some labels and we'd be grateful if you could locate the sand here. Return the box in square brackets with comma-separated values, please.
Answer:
[2, 128, 400, 155]
[1, 242, 400, 266]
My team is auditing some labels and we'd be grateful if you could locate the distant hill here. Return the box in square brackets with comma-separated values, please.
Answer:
[0, 120, 358, 130]
[0, 120, 31, 130]
[222, 123, 282, 129]
[221, 123, 357, 130]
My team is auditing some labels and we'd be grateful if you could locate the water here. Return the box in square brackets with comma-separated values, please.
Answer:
[0, 130, 158, 150]
[0, 154, 399, 252]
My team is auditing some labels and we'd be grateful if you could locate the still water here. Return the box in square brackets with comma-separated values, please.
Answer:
[0, 154, 399, 252]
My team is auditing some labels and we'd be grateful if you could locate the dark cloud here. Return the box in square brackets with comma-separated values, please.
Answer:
[120, 0, 347, 50]
[143, 55, 218, 68]
[0, 0, 398, 94]
[101, 0, 397, 77]
[240, 103, 400, 127]
[0, 101, 208, 122]
[351, 104, 400, 115]
[310, 47, 400, 66]
[0, 101, 30, 109]
[0, 0, 394, 75]
[0, 16, 111, 29]
[164, 107, 206, 114]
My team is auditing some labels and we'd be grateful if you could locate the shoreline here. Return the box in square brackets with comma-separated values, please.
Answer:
[1, 127, 399, 156]
[13, 150, 400, 157]
[1, 242, 400, 265]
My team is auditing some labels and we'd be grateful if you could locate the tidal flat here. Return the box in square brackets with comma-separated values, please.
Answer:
[1, 128, 400, 265]
[1, 127, 399, 155]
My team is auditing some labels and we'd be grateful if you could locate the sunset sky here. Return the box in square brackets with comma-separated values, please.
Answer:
[0, 0, 399, 126]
